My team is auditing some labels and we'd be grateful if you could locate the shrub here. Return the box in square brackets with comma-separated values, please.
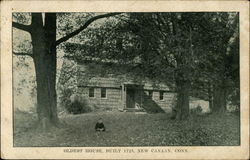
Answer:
[65, 99, 92, 114]
[59, 88, 73, 111]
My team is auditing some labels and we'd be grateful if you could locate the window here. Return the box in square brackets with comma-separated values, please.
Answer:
[148, 91, 153, 99]
[101, 88, 107, 98]
[159, 91, 164, 100]
[89, 88, 95, 97]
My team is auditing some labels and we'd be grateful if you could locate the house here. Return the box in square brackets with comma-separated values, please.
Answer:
[58, 43, 211, 113]
[69, 58, 177, 113]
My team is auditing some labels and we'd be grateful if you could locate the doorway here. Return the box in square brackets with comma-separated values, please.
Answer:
[126, 89, 135, 108]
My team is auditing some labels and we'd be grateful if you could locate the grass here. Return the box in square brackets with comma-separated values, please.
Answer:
[13, 110, 240, 147]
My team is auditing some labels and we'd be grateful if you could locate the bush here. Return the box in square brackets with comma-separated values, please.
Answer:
[65, 99, 92, 114]
[59, 88, 73, 111]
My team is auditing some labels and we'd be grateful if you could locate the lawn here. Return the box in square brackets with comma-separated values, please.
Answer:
[13, 110, 240, 147]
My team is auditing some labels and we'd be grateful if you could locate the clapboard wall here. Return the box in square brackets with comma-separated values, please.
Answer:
[77, 87, 122, 110]
[76, 63, 176, 112]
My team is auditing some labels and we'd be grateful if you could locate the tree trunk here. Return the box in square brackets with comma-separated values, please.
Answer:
[175, 80, 190, 120]
[212, 85, 227, 113]
[45, 13, 58, 125]
[208, 82, 213, 111]
[172, 53, 190, 120]
[171, 72, 190, 120]
[31, 13, 58, 130]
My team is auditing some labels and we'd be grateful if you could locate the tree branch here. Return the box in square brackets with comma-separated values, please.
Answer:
[13, 52, 33, 58]
[55, 12, 122, 46]
[12, 22, 31, 32]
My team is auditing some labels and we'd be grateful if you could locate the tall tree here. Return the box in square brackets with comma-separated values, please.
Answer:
[59, 12, 240, 120]
[13, 12, 121, 129]
[64, 13, 197, 120]
[210, 13, 239, 112]
[125, 13, 199, 120]
[188, 12, 239, 112]
[126, 12, 239, 116]
[67, 12, 239, 118]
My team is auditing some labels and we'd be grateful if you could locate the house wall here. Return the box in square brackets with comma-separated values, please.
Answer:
[142, 91, 176, 113]
[76, 63, 176, 113]
[77, 86, 176, 113]
[151, 91, 176, 112]
[77, 87, 122, 111]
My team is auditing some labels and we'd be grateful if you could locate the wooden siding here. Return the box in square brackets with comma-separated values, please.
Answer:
[77, 86, 176, 113]
[77, 87, 122, 110]
[76, 63, 176, 112]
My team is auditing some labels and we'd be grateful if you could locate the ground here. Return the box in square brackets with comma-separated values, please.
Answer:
[14, 110, 240, 147]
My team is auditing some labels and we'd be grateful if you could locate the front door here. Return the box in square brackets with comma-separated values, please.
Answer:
[126, 89, 135, 108]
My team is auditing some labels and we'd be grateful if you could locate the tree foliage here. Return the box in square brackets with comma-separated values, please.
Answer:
[64, 12, 239, 117]
[13, 12, 122, 129]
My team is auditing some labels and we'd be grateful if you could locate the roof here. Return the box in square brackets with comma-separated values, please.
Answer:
[64, 42, 142, 65]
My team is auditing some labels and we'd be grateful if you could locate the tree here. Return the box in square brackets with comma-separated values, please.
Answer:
[127, 13, 239, 116]
[64, 13, 196, 120]
[209, 13, 239, 112]
[13, 12, 121, 129]
[189, 13, 239, 113]
[124, 13, 202, 120]
[67, 12, 239, 119]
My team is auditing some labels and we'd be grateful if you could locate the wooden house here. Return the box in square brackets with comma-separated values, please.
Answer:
[73, 58, 177, 113]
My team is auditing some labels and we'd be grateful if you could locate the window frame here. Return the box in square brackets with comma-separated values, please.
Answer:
[101, 88, 107, 99]
[159, 91, 164, 101]
[89, 87, 95, 98]
[148, 90, 153, 99]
